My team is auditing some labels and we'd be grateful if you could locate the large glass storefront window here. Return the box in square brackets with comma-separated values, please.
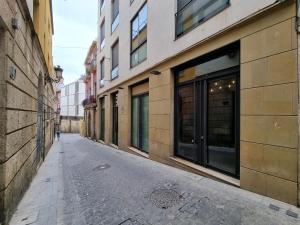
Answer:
[132, 94, 149, 153]
[175, 43, 240, 178]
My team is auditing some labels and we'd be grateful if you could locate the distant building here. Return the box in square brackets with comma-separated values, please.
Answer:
[60, 79, 85, 133]
[83, 41, 97, 139]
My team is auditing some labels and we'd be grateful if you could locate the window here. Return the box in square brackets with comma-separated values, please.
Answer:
[100, 20, 105, 50]
[100, 0, 105, 13]
[94, 82, 97, 96]
[100, 98, 105, 141]
[111, 0, 119, 33]
[131, 94, 149, 153]
[100, 58, 105, 87]
[111, 40, 119, 80]
[176, 0, 229, 37]
[130, 3, 147, 67]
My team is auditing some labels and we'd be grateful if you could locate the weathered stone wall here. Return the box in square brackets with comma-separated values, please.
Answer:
[60, 118, 81, 133]
[0, 1, 55, 224]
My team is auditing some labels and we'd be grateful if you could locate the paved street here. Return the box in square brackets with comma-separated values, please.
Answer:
[9, 134, 300, 225]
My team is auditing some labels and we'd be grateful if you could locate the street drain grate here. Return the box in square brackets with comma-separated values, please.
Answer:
[93, 164, 111, 171]
[150, 189, 182, 209]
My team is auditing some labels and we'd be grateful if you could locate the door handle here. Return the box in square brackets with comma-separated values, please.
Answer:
[200, 136, 204, 140]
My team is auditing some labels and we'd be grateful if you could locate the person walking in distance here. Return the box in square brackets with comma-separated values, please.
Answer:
[56, 129, 61, 141]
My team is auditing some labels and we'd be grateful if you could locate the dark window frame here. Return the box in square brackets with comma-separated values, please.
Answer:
[131, 92, 149, 153]
[175, 0, 230, 38]
[130, 1, 147, 68]
[111, 0, 119, 23]
[111, 39, 119, 80]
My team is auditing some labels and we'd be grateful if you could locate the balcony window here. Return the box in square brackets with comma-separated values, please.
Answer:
[176, 0, 229, 37]
[111, 40, 119, 80]
[100, 20, 105, 50]
[111, 0, 119, 33]
[130, 3, 147, 68]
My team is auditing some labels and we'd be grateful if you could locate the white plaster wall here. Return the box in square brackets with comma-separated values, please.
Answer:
[97, 0, 278, 94]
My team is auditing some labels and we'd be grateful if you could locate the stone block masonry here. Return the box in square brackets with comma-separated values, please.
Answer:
[0, 0, 56, 224]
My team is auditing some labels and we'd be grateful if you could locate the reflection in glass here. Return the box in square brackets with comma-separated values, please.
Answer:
[176, 85, 196, 161]
[207, 77, 236, 174]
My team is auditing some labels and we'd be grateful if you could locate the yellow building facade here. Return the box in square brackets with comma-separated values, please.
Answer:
[33, 0, 54, 76]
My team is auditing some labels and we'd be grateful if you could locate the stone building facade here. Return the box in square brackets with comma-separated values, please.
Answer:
[95, 0, 300, 206]
[0, 0, 56, 224]
[83, 41, 97, 139]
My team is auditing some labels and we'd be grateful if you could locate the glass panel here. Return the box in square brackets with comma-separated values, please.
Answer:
[112, 41, 119, 69]
[195, 51, 239, 77]
[207, 77, 237, 174]
[131, 17, 139, 40]
[112, 0, 119, 21]
[138, 42, 147, 63]
[141, 95, 149, 152]
[131, 97, 139, 148]
[177, 85, 196, 161]
[176, 0, 228, 37]
[138, 4, 147, 31]
[131, 50, 139, 67]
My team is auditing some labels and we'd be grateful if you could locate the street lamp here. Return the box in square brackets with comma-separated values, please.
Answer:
[45, 65, 64, 84]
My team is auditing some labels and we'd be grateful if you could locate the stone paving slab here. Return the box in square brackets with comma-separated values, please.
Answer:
[9, 134, 300, 225]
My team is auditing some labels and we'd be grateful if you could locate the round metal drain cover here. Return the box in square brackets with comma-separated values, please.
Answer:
[150, 189, 181, 209]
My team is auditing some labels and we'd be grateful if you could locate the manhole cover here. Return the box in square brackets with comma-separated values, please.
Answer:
[93, 164, 111, 171]
[150, 189, 182, 209]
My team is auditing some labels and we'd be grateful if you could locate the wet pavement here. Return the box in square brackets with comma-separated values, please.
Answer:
[9, 134, 300, 225]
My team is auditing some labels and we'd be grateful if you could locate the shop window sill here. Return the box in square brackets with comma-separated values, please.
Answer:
[109, 143, 119, 149]
[169, 157, 240, 187]
[128, 147, 149, 159]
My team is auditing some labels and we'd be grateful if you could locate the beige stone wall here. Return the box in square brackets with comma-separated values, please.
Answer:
[96, 1, 298, 206]
[240, 18, 298, 205]
[0, 1, 56, 224]
[60, 118, 81, 133]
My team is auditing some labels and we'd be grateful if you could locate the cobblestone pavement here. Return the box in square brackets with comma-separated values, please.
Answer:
[9, 134, 300, 225]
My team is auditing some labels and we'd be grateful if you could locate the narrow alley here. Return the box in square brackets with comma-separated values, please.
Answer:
[9, 134, 300, 225]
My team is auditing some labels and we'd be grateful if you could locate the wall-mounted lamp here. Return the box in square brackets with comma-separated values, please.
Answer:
[45, 65, 64, 84]
[150, 70, 161, 76]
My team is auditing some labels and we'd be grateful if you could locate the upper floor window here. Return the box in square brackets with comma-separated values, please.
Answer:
[111, 0, 119, 33]
[176, 0, 229, 37]
[100, 58, 105, 87]
[100, 0, 105, 13]
[100, 20, 105, 50]
[111, 40, 119, 80]
[130, 3, 147, 68]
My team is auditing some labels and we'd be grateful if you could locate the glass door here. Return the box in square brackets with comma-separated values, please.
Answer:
[112, 93, 118, 145]
[175, 84, 198, 162]
[205, 75, 239, 176]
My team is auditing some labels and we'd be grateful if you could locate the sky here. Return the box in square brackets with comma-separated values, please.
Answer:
[52, 0, 98, 85]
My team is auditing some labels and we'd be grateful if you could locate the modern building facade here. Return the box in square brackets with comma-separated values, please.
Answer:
[0, 0, 56, 224]
[83, 41, 97, 139]
[95, 0, 300, 206]
[60, 79, 85, 133]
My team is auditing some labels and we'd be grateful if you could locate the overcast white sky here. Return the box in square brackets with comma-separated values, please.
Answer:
[52, 0, 98, 85]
